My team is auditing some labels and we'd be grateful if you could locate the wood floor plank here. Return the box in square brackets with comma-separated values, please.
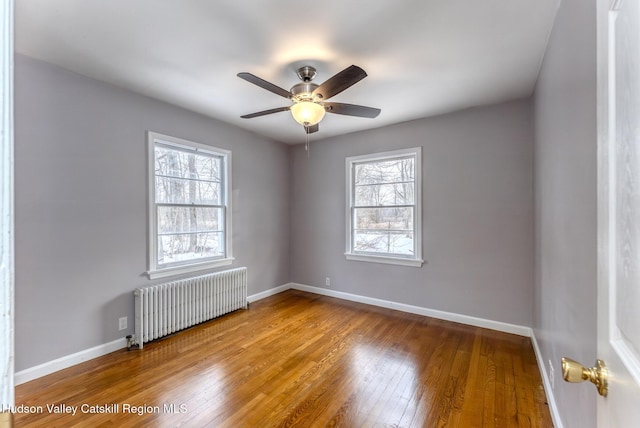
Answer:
[14, 290, 553, 427]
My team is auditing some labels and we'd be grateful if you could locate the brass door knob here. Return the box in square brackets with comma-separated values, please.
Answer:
[561, 357, 608, 396]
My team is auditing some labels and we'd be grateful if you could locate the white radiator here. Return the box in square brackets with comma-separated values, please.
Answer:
[134, 267, 247, 348]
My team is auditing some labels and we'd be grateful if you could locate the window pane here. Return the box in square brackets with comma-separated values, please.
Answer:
[354, 207, 413, 231]
[157, 207, 222, 234]
[155, 177, 221, 205]
[355, 157, 414, 185]
[155, 145, 221, 182]
[354, 207, 414, 255]
[157, 232, 224, 266]
[354, 182, 414, 206]
[353, 230, 414, 255]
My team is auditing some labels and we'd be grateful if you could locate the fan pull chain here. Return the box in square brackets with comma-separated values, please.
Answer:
[304, 123, 310, 158]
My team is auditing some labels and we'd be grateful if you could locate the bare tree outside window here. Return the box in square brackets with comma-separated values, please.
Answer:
[154, 143, 225, 267]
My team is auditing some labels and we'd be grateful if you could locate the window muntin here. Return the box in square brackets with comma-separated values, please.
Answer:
[346, 148, 423, 267]
[148, 133, 232, 278]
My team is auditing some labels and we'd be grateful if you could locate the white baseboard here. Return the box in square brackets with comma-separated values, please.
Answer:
[530, 331, 564, 428]
[288, 282, 532, 337]
[15, 337, 127, 385]
[247, 284, 290, 303]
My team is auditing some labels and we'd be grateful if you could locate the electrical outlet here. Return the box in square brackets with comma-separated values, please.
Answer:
[119, 317, 127, 331]
[549, 360, 555, 389]
[325, 277, 331, 287]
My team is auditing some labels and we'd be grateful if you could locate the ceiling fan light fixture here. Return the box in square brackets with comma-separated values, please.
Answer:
[290, 101, 326, 126]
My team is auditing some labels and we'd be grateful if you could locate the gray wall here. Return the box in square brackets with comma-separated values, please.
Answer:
[290, 99, 534, 326]
[14, 55, 291, 371]
[532, 0, 597, 426]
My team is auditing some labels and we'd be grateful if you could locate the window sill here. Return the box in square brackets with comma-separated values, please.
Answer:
[147, 257, 235, 280]
[345, 253, 424, 268]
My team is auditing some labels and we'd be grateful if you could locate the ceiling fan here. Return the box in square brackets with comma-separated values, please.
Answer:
[237, 65, 381, 134]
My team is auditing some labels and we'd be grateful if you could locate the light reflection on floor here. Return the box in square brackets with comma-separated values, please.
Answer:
[348, 341, 423, 426]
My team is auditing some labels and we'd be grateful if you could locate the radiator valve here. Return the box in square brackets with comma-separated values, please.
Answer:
[126, 335, 139, 351]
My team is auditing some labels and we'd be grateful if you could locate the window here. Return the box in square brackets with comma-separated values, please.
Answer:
[147, 132, 232, 279]
[345, 147, 423, 267]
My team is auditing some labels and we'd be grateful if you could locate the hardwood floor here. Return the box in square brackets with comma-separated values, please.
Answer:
[14, 290, 553, 427]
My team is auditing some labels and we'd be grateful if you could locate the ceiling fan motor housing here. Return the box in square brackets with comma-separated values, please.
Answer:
[290, 82, 320, 101]
[292, 66, 323, 102]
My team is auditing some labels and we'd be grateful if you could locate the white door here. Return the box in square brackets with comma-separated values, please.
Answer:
[596, 0, 640, 426]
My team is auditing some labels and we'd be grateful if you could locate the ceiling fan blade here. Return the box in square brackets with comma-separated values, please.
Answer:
[324, 102, 381, 118]
[305, 124, 319, 134]
[312, 65, 368, 100]
[237, 72, 292, 99]
[240, 106, 290, 119]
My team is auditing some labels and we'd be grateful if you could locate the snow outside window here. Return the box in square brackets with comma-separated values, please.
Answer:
[345, 147, 423, 267]
[147, 132, 233, 279]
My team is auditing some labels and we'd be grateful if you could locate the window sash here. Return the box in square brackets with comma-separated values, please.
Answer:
[352, 229, 416, 258]
[351, 208, 416, 258]
[351, 198, 416, 258]
[155, 204, 226, 268]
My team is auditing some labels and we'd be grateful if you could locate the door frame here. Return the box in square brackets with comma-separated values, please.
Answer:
[0, 0, 16, 423]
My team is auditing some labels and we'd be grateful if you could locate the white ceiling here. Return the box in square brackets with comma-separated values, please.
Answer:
[15, 0, 560, 144]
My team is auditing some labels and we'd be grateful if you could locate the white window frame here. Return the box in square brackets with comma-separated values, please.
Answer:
[147, 132, 233, 279]
[345, 147, 423, 267]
